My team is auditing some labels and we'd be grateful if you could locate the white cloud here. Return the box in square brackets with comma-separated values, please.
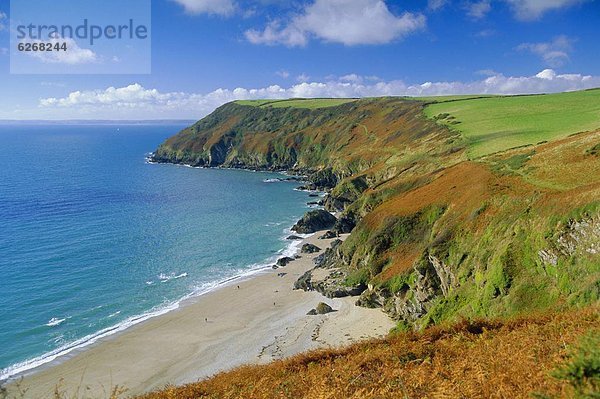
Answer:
[245, 0, 426, 47]
[0, 11, 7, 31]
[475, 29, 496, 38]
[504, 0, 588, 20]
[40, 81, 66, 87]
[339, 74, 363, 83]
[428, 0, 449, 11]
[38, 70, 600, 119]
[477, 69, 500, 76]
[517, 35, 573, 67]
[246, 21, 308, 47]
[276, 70, 290, 78]
[465, 0, 492, 19]
[296, 73, 310, 83]
[535, 69, 557, 80]
[172, 0, 235, 15]
[28, 37, 97, 65]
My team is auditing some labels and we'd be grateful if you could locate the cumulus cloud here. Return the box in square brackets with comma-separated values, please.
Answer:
[245, 0, 426, 46]
[38, 70, 600, 119]
[465, 0, 492, 19]
[28, 37, 97, 65]
[172, 0, 235, 16]
[504, 0, 588, 20]
[517, 35, 573, 67]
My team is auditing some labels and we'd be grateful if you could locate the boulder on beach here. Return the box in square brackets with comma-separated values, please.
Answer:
[316, 302, 334, 314]
[301, 243, 321, 254]
[319, 230, 338, 239]
[286, 235, 303, 240]
[292, 210, 337, 234]
[276, 257, 295, 267]
[294, 270, 313, 291]
[307, 302, 335, 315]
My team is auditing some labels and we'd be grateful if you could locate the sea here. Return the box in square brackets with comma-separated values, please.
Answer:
[0, 123, 313, 381]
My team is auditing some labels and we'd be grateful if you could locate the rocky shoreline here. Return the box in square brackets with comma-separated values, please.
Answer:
[150, 156, 373, 313]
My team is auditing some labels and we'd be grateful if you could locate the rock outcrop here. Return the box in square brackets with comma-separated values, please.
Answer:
[332, 213, 356, 234]
[294, 239, 366, 298]
[538, 213, 599, 266]
[357, 253, 457, 323]
[276, 257, 295, 267]
[307, 302, 334, 315]
[292, 210, 337, 234]
[301, 243, 321, 254]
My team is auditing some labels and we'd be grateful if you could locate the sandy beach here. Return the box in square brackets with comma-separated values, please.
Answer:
[6, 231, 394, 398]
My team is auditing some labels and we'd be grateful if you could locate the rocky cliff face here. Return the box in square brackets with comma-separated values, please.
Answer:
[538, 214, 600, 266]
[294, 239, 367, 298]
[357, 254, 457, 322]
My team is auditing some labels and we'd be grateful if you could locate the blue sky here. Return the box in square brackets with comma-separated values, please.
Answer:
[0, 0, 598, 119]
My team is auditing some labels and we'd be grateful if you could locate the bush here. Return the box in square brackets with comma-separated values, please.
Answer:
[552, 331, 600, 398]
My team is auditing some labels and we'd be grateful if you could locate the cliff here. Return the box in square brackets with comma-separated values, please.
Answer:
[152, 94, 600, 330]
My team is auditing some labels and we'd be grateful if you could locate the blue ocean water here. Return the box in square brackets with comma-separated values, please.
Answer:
[0, 124, 311, 380]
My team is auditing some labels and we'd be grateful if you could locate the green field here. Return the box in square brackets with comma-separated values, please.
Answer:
[235, 98, 358, 109]
[424, 89, 600, 158]
[414, 94, 499, 102]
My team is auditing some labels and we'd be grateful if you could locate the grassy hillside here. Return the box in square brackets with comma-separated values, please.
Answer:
[348, 130, 599, 329]
[148, 91, 600, 397]
[424, 89, 600, 158]
[235, 98, 358, 109]
[152, 92, 599, 330]
[152, 98, 464, 175]
[138, 305, 599, 399]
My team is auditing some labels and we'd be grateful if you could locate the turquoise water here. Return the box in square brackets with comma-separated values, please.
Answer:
[0, 124, 311, 380]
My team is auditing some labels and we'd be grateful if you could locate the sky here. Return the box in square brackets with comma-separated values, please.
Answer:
[0, 0, 598, 120]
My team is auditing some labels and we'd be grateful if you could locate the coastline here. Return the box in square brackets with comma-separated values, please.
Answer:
[6, 230, 394, 398]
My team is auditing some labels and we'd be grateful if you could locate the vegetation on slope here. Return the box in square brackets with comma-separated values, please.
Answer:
[424, 89, 600, 158]
[234, 98, 358, 109]
[153, 92, 600, 332]
[152, 97, 464, 174]
[347, 130, 599, 329]
[138, 306, 599, 399]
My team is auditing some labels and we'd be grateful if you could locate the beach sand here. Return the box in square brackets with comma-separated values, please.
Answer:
[7, 231, 394, 398]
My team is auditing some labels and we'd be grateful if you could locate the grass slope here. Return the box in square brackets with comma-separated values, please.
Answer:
[344, 130, 599, 329]
[153, 98, 463, 173]
[235, 98, 358, 109]
[424, 89, 600, 158]
[138, 306, 599, 399]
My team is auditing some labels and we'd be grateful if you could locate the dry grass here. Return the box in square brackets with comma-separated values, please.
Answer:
[137, 306, 598, 399]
